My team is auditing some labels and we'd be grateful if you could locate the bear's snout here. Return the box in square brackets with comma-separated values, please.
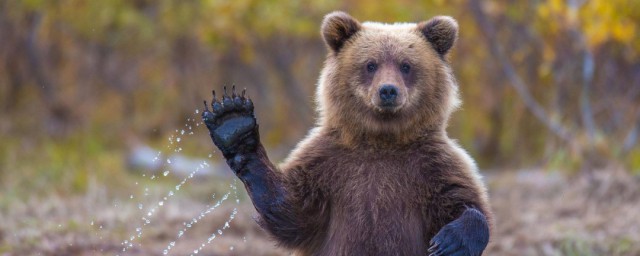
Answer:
[379, 85, 398, 106]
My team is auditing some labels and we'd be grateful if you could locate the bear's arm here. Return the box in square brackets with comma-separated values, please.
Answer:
[427, 170, 491, 256]
[201, 90, 329, 249]
[241, 144, 330, 249]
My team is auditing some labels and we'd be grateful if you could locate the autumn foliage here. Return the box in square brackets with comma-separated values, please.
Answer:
[1, 0, 639, 188]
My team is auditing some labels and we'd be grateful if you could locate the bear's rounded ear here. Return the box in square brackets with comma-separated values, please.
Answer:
[321, 11, 361, 53]
[417, 16, 459, 56]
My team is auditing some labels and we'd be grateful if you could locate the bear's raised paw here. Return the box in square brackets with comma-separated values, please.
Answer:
[202, 86, 258, 159]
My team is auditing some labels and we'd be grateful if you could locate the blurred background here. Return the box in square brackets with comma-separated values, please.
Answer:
[1, 0, 639, 255]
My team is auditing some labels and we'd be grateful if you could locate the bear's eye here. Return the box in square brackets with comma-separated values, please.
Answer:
[400, 63, 411, 74]
[366, 62, 378, 73]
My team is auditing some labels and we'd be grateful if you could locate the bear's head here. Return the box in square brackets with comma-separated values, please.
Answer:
[316, 11, 461, 145]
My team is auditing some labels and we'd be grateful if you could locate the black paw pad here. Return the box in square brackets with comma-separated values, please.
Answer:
[202, 86, 258, 157]
[215, 116, 256, 148]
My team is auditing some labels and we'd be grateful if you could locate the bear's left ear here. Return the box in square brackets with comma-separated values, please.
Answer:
[321, 11, 362, 53]
[417, 16, 459, 56]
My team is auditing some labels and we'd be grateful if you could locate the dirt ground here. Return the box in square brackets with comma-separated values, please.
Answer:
[2, 169, 639, 256]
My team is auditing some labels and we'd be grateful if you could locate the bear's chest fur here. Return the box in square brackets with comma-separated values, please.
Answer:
[312, 147, 438, 255]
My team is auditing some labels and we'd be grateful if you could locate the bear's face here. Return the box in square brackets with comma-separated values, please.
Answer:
[317, 12, 461, 142]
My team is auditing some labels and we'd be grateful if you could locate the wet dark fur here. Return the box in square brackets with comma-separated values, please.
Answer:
[202, 11, 492, 256]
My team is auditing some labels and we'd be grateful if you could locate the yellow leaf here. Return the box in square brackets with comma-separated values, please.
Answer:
[612, 21, 636, 43]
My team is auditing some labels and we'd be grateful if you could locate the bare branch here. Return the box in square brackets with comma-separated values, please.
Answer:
[622, 112, 640, 153]
[26, 12, 54, 103]
[469, 1, 574, 143]
[579, 43, 597, 141]
[567, 0, 598, 142]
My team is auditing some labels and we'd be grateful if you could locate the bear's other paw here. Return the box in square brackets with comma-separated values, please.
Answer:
[428, 207, 489, 256]
[202, 86, 258, 159]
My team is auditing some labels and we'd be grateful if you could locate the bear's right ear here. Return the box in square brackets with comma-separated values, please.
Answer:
[417, 16, 459, 56]
[321, 11, 361, 53]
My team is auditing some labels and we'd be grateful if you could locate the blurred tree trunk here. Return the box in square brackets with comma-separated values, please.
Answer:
[469, 0, 574, 144]
[26, 12, 74, 136]
[264, 36, 314, 125]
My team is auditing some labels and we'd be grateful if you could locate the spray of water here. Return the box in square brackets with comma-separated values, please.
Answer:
[115, 110, 242, 255]
[188, 181, 240, 255]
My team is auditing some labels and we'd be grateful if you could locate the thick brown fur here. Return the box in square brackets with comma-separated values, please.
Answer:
[271, 11, 493, 255]
[207, 11, 493, 256]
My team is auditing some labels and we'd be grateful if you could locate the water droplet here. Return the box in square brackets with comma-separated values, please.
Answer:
[163, 249, 168, 255]
[130, 195, 134, 199]
[90, 221, 94, 226]
[176, 137, 181, 142]
[138, 203, 143, 209]
[168, 191, 174, 196]
[181, 130, 185, 135]
[208, 154, 212, 158]
[163, 171, 169, 176]
[230, 246, 234, 251]
[217, 229, 222, 235]
[167, 159, 172, 164]
[159, 201, 164, 206]
[195, 109, 199, 114]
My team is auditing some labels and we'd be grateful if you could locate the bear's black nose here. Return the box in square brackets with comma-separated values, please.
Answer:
[379, 85, 398, 105]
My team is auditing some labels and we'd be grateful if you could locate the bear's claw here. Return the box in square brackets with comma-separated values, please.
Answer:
[202, 86, 258, 159]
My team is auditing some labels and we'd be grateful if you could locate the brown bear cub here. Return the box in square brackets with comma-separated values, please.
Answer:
[202, 11, 492, 256]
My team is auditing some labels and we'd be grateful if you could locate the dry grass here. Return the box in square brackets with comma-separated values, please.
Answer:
[1, 169, 639, 255]
[486, 168, 640, 255]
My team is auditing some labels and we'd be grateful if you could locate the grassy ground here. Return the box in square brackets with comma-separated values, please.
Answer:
[487, 168, 640, 256]
[1, 168, 639, 256]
